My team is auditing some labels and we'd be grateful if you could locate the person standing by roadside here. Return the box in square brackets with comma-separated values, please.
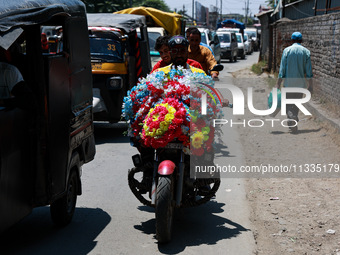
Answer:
[276, 32, 313, 133]
[187, 28, 219, 79]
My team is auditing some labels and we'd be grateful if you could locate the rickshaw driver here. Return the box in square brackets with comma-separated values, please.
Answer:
[0, 47, 34, 109]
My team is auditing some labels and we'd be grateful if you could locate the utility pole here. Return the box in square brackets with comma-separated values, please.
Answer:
[129, 0, 132, 8]
[220, 0, 222, 22]
[244, 0, 249, 25]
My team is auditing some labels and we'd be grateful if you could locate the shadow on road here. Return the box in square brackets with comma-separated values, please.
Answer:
[133, 200, 250, 254]
[271, 128, 321, 135]
[0, 207, 111, 255]
[214, 143, 234, 158]
[94, 122, 130, 145]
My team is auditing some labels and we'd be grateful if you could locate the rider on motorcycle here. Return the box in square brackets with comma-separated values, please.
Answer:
[155, 35, 206, 74]
[136, 35, 228, 193]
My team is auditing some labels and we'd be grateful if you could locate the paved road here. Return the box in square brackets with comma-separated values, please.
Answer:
[1, 53, 259, 255]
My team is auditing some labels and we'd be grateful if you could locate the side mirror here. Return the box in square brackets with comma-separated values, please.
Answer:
[211, 64, 224, 72]
[209, 41, 214, 46]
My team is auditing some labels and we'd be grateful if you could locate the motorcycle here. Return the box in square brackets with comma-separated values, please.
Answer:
[125, 65, 225, 243]
[128, 141, 220, 243]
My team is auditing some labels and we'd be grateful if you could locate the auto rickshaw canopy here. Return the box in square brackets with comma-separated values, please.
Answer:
[0, 0, 86, 50]
[87, 13, 147, 34]
[114, 7, 183, 36]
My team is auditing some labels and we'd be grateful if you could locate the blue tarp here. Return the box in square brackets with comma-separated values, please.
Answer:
[218, 19, 245, 29]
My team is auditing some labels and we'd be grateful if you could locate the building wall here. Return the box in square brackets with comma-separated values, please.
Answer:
[257, 12, 272, 65]
[272, 12, 340, 106]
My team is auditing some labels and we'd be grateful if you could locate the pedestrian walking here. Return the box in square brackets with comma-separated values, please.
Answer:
[276, 31, 313, 133]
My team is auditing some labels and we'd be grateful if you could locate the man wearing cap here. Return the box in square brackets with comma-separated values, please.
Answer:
[155, 35, 206, 75]
[276, 31, 313, 133]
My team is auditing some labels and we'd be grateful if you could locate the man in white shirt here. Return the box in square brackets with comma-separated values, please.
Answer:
[0, 47, 33, 109]
[0, 62, 24, 99]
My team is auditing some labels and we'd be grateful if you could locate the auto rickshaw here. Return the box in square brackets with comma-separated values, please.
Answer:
[0, 0, 95, 233]
[87, 13, 152, 123]
[115, 7, 185, 68]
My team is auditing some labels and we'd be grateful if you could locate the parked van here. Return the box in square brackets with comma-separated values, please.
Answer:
[245, 28, 259, 51]
[197, 27, 221, 64]
[216, 31, 238, 62]
[243, 33, 253, 54]
[236, 32, 246, 59]
[0, 0, 95, 233]
[217, 28, 240, 33]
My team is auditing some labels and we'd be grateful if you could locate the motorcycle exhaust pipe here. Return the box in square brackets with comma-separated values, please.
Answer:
[151, 153, 159, 205]
[175, 151, 185, 207]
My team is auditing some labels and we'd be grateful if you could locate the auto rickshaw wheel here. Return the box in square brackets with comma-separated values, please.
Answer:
[50, 169, 78, 227]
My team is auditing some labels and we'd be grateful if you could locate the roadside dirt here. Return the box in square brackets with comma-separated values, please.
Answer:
[232, 69, 340, 255]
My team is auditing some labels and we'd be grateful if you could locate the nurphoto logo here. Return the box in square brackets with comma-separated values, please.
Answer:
[200, 85, 312, 128]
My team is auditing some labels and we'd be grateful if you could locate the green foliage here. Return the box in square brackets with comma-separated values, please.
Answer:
[265, 0, 301, 9]
[251, 60, 268, 75]
[82, 0, 171, 13]
[139, 0, 171, 12]
[81, 0, 127, 12]
[265, 0, 275, 9]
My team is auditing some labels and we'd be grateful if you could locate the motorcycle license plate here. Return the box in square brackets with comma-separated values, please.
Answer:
[164, 143, 183, 149]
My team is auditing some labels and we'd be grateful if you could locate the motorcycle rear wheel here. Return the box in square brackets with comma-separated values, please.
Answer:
[155, 175, 175, 243]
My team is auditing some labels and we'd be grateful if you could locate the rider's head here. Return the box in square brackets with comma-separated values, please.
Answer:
[187, 28, 201, 51]
[168, 35, 189, 67]
[155, 35, 172, 65]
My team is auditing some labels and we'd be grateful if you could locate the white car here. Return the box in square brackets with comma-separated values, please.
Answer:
[243, 33, 253, 55]
[197, 27, 221, 64]
[244, 28, 259, 51]
[236, 32, 245, 59]
[216, 31, 238, 62]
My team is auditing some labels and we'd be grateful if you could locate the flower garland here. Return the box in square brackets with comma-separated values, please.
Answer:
[141, 98, 189, 148]
[122, 66, 223, 154]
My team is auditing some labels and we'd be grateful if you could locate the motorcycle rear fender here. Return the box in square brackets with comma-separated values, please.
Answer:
[158, 160, 176, 175]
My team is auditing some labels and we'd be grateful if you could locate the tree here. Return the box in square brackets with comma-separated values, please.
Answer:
[81, 0, 129, 12]
[265, 0, 300, 9]
[138, 0, 171, 12]
[265, 0, 275, 9]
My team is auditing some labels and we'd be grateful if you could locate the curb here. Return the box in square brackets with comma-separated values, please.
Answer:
[306, 100, 340, 134]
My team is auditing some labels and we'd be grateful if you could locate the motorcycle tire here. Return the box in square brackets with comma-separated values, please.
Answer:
[155, 175, 175, 243]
